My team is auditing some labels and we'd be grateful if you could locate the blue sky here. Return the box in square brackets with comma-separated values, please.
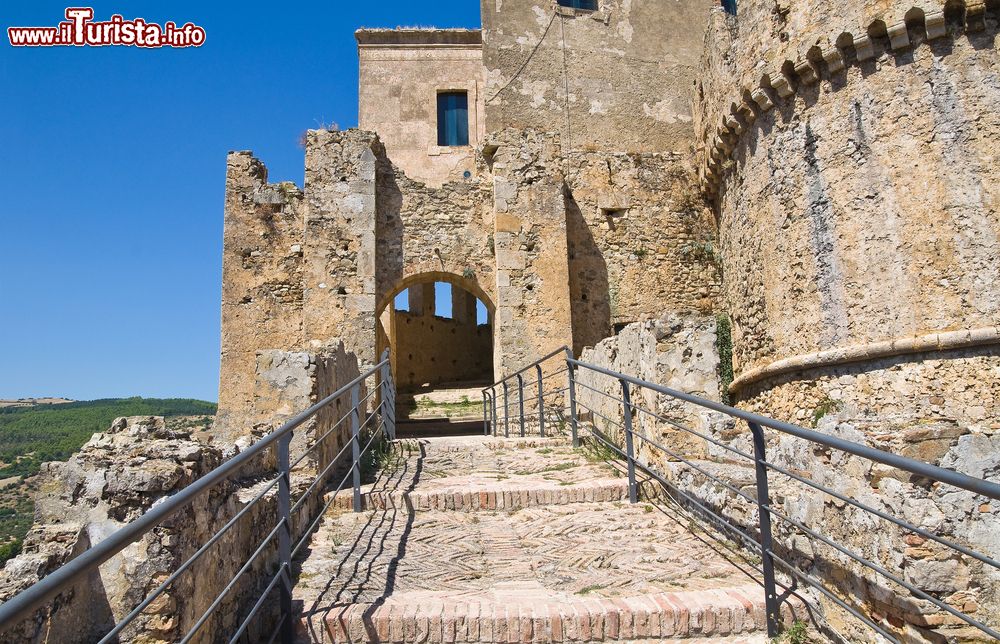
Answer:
[0, 1, 481, 402]
[394, 284, 488, 323]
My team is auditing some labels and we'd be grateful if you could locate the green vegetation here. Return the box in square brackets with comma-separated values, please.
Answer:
[715, 314, 734, 405]
[576, 583, 607, 595]
[811, 396, 843, 427]
[579, 436, 619, 464]
[773, 620, 810, 644]
[0, 398, 216, 479]
[0, 397, 216, 565]
[411, 397, 482, 419]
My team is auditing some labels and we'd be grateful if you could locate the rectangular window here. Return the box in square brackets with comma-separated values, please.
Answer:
[557, 0, 598, 9]
[721, 0, 737, 15]
[437, 92, 469, 147]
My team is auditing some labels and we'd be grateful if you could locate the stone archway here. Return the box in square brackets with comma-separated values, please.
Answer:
[377, 271, 495, 392]
[377, 272, 495, 437]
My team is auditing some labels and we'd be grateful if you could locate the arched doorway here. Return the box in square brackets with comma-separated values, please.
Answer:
[377, 272, 494, 437]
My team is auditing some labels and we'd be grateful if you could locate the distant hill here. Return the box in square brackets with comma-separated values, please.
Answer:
[0, 397, 217, 479]
[0, 398, 74, 409]
[0, 397, 216, 564]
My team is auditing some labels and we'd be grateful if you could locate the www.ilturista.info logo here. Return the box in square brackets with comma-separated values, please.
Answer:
[7, 8, 206, 48]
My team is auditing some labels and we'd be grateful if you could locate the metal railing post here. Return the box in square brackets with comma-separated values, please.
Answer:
[535, 364, 545, 437]
[620, 378, 637, 504]
[502, 381, 510, 438]
[351, 383, 362, 513]
[517, 374, 526, 437]
[276, 431, 294, 643]
[565, 349, 579, 447]
[482, 391, 490, 435]
[749, 421, 780, 637]
[381, 356, 395, 441]
[491, 388, 498, 437]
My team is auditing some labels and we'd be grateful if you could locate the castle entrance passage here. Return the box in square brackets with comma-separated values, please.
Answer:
[376, 272, 494, 438]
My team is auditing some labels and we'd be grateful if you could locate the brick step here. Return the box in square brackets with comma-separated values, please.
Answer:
[303, 584, 788, 643]
[332, 478, 630, 512]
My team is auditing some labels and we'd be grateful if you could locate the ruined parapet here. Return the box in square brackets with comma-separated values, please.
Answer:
[218, 151, 306, 445]
[484, 128, 573, 377]
[250, 340, 363, 477]
[481, 0, 714, 153]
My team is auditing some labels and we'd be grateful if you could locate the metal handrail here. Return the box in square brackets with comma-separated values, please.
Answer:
[0, 350, 397, 644]
[481, 347, 571, 440]
[481, 345, 568, 389]
[484, 348, 1000, 642]
[567, 357, 1000, 501]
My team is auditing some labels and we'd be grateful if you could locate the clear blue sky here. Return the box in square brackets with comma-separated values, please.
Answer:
[395, 284, 488, 323]
[0, 1, 481, 402]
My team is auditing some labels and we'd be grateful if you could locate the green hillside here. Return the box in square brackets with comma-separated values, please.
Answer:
[0, 397, 216, 479]
[0, 397, 216, 564]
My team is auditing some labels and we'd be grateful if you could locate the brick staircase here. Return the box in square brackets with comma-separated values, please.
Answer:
[292, 436, 791, 643]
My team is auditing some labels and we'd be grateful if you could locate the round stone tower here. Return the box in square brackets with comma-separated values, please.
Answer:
[694, 2, 999, 639]
[696, 0, 999, 428]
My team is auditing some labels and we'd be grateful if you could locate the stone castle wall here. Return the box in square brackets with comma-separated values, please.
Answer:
[696, 1, 1000, 391]
[688, 2, 1000, 639]
[481, 0, 713, 153]
[562, 151, 719, 353]
[374, 154, 496, 312]
[392, 309, 492, 389]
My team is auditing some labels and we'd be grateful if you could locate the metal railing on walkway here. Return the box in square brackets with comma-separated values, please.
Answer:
[0, 350, 397, 644]
[483, 348, 1000, 642]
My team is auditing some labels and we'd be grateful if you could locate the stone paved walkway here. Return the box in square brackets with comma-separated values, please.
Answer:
[292, 436, 783, 643]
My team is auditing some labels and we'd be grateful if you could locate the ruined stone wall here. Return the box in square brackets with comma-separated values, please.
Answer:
[562, 152, 719, 354]
[481, 0, 713, 153]
[0, 341, 366, 643]
[218, 152, 306, 445]
[486, 129, 573, 376]
[357, 29, 486, 186]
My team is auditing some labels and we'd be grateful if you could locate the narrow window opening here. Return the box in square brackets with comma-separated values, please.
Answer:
[435, 282, 453, 318]
[437, 92, 469, 147]
[394, 289, 409, 312]
[721, 0, 737, 15]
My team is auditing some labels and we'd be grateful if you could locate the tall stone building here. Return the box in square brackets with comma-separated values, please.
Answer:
[215, 0, 999, 640]
[216, 0, 720, 443]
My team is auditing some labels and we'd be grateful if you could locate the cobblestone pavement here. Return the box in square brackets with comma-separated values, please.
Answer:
[293, 436, 786, 642]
